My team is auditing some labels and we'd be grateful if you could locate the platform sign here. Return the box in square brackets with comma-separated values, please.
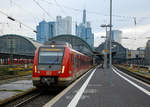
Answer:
[104, 49, 108, 53]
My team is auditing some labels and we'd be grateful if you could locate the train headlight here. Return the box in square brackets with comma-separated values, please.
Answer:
[51, 45, 55, 48]
[35, 65, 37, 73]
[61, 66, 65, 73]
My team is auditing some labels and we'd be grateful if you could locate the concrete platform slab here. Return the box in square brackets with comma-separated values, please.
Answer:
[44, 66, 150, 107]
[0, 79, 34, 102]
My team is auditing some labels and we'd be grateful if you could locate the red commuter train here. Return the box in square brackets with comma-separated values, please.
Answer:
[32, 41, 93, 88]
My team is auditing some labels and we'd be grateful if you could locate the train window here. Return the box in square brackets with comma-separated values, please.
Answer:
[74, 55, 77, 72]
[39, 51, 63, 64]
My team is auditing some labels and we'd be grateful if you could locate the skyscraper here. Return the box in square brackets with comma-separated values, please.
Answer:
[107, 30, 122, 44]
[48, 22, 56, 38]
[56, 16, 72, 35]
[36, 20, 56, 43]
[36, 20, 49, 43]
[36, 16, 72, 43]
[83, 9, 86, 24]
[75, 9, 94, 47]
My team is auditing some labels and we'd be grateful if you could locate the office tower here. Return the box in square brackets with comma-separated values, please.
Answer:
[107, 30, 122, 44]
[75, 9, 94, 47]
[36, 21, 56, 43]
[56, 16, 72, 35]
[36, 20, 49, 43]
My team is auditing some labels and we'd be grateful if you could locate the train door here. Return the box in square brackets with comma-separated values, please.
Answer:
[78, 56, 80, 71]
[73, 55, 77, 74]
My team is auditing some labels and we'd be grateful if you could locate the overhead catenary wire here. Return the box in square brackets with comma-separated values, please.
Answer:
[41, 0, 150, 27]
[40, 0, 135, 27]
[33, 0, 70, 35]
[32, 0, 55, 20]
[0, 10, 37, 33]
[54, 0, 67, 15]
[41, 0, 150, 20]
[2, 0, 149, 37]
[11, 0, 39, 25]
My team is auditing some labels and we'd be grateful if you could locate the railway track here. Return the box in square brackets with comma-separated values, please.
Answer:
[13, 92, 41, 107]
[0, 88, 38, 107]
[0, 74, 32, 81]
[1, 88, 62, 107]
[114, 66, 150, 84]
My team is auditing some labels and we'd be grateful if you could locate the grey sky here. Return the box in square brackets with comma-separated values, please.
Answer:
[0, 0, 150, 49]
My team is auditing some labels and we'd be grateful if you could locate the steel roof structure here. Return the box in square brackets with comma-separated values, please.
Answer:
[95, 41, 127, 64]
[0, 34, 42, 57]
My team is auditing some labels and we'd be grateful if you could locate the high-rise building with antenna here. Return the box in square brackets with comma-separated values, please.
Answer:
[76, 9, 94, 47]
[82, 9, 86, 24]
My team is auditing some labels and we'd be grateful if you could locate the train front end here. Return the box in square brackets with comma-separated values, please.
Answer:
[32, 44, 66, 87]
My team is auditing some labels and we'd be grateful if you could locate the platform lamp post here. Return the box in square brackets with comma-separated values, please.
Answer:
[100, 24, 111, 69]
[108, 0, 113, 85]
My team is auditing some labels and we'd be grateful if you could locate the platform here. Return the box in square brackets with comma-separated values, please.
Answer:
[0, 75, 34, 103]
[44, 66, 150, 107]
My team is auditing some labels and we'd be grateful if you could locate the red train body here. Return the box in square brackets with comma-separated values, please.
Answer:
[32, 42, 93, 88]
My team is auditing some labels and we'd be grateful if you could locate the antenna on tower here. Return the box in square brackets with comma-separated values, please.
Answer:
[82, 9, 86, 24]
[133, 17, 136, 26]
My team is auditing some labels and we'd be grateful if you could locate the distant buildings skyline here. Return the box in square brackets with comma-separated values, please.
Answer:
[36, 9, 94, 47]
[36, 16, 72, 43]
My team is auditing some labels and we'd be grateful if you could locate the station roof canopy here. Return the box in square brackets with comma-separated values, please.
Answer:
[95, 41, 126, 53]
[46, 34, 94, 56]
[95, 41, 127, 62]
[0, 34, 42, 57]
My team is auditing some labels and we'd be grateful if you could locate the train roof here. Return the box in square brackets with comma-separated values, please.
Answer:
[42, 41, 72, 48]
[44, 41, 70, 45]
[47, 35, 94, 57]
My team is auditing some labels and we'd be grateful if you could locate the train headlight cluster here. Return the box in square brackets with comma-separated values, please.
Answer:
[51, 45, 55, 48]
[35, 65, 37, 73]
[61, 66, 65, 73]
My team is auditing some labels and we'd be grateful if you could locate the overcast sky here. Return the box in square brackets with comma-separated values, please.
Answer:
[0, 0, 150, 49]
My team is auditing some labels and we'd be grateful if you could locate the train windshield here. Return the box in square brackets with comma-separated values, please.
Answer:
[39, 49, 64, 64]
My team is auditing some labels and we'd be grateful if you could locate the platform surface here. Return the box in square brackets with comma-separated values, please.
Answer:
[45, 66, 150, 107]
[0, 75, 34, 102]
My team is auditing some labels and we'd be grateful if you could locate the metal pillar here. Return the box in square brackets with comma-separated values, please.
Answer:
[104, 27, 108, 69]
[109, 0, 112, 68]
[100, 24, 110, 69]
